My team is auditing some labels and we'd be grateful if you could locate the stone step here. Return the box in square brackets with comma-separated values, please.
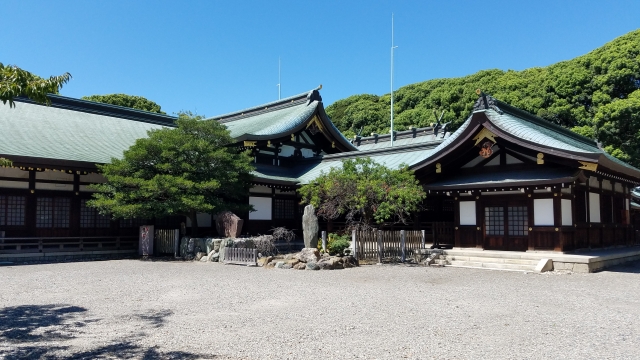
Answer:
[445, 255, 539, 266]
[447, 260, 536, 272]
[442, 249, 555, 261]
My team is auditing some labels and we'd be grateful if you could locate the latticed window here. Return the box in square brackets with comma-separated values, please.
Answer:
[507, 206, 528, 236]
[36, 197, 70, 228]
[80, 199, 111, 228]
[485, 207, 504, 235]
[274, 199, 295, 219]
[442, 200, 454, 212]
[53, 198, 70, 228]
[36, 197, 53, 228]
[0, 196, 4, 226]
[6, 196, 26, 226]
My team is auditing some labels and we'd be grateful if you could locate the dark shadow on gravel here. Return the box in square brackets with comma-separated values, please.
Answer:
[0, 304, 89, 342]
[0, 305, 215, 359]
[136, 309, 174, 328]
[600, 260, 640, 274]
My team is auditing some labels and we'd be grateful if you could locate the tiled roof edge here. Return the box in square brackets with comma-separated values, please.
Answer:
[474, 94, 597, 148]
[208, 87, 322, 123]
[14, 94, 178, 127]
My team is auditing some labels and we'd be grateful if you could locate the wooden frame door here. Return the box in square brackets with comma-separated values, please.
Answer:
[483, 201, 529, 251]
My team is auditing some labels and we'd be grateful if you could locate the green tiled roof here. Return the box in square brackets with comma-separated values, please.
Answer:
[0, 100, 170, 164]
[207, 89, 356, 151]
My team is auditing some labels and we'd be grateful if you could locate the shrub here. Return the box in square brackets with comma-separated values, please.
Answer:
[326, 233, 351, 256]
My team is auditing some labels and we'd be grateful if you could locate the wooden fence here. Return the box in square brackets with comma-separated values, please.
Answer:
[154, 229, 180, 256]
[223, 248, 258, 265]
[354, 230, 426, 262]
[0, 236, 138, 254]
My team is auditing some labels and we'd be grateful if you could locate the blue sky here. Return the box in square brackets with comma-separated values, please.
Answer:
[3, 1, 640, 117]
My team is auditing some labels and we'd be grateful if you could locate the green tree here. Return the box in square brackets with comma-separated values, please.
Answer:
[0, 63, 71, 107]
[82, 93, 165, 114]
[298, 158, 426, 229]
[88, 112, 254, 235]
[594, 89, 640, 165]
[326, 29, 640, 165]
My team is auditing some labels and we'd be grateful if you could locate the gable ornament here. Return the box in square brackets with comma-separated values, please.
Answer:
[479, 141, 494, 159]
[472, 128, 498, 146]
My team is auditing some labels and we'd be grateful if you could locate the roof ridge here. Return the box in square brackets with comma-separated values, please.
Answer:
[208, 87, 322, 123]
[14, 94, 177, 127]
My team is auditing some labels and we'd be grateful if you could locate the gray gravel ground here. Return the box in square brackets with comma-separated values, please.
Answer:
[1, 259, 640, 360]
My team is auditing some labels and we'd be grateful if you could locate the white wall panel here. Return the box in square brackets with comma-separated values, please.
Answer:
[459, 201, 476, 225]
[249, 196, 272, 220]
[534, 199, 554, 226]
[589, 192, 601, 223]
[561, 199, 572, 226]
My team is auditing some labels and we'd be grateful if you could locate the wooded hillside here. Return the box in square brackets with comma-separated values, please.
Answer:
[326, 30, 640, 167]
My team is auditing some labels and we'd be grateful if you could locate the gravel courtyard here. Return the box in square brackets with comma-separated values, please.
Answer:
[1, 259, 639, 360]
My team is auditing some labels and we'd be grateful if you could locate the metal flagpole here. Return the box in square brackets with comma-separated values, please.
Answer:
[277, 57, 281, 100]
[390, 14, 398, 146]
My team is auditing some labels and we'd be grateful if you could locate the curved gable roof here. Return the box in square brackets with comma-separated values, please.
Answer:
[206, 87, 357, 151]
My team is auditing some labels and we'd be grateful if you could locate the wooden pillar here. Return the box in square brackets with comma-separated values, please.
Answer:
[27, 170, 36, 237]
[453, 193, 460, 248]
[377, 230, 383, 264]
[475, 192, 483, 249]
[527, 188, 534, 251]
[400, 230, 406, 262]
[553, 187, 562, 252]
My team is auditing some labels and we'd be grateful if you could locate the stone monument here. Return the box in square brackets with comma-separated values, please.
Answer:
[302, 204, 319, 249]
[215, 211, 244, 238]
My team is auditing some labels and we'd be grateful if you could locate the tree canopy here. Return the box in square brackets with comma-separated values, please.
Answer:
[0, 63, 71, 107]
[82, 93, 165, 114]
[298, 158, 426, 230]
[88, 112, 254, 233]
[326, 29, 640, 166]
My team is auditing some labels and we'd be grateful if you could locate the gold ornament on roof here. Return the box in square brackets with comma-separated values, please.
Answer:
[472, 128, 498, 146]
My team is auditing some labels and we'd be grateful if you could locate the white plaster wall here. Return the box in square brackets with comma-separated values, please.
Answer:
[459, 201, 476, 225]
[0, 167, 29, 179]
[561, 199, 572, 226]
[36, 171, 73, 181]
[589, 192, 601, 223]
[0, 180, 28, 189]
[249, 196, 272, 220]
[35, 183, 73, 191]
[250, 185, 272, 194]
[534, 199, 554, 226]
[601, 180, 612, 191]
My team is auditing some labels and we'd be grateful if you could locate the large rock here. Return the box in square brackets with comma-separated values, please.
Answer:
[296, 248, 320, 263]
[306, 262, 320, 270]
[293, 262, 307, 270]
[215, 211, 244, 238]
[302, 205, 319, 249]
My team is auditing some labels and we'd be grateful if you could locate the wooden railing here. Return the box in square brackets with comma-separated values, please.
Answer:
[354, 230, 426, 262]
[155, 229, 179, 255]
[0, 236, 138, 254]
[223, 248, 258, 265]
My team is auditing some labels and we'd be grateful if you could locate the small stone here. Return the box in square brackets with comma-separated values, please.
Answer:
[306, 262, 320, 270]
[257, 256, 273, 267]
[282, 263, 293, 269]
[294, 262, 306, 270]
[195, 252, 206, 261]
[284, 253, 295, 261]
[200, 256, 209, 262]
[296, 248, 320, 263]
[286, 259, 300, 266]
[210, 252, 219, 262]
[275, 261, 285, 269]
[317, 259, 334, 270]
